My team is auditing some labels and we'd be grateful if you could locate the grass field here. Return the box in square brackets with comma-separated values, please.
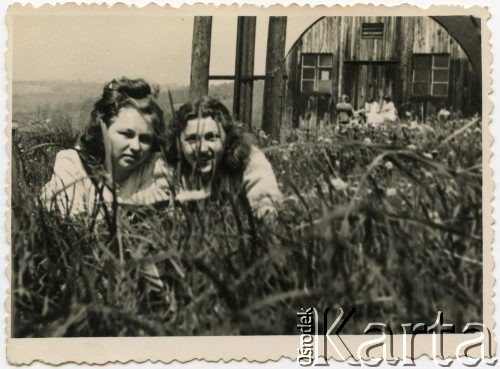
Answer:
[11, 112, 483, 337]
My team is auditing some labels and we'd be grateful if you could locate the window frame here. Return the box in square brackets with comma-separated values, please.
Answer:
[300, 53, 334, 95]
[361, 22, 385, 39]
[411, 53, 450, 98]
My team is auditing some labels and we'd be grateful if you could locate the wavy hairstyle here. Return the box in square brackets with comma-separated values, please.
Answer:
[166, 96, 252, 178]
[78, 77, 166, 172]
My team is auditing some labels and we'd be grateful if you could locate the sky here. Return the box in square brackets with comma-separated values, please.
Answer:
[12, 15, 318, 85]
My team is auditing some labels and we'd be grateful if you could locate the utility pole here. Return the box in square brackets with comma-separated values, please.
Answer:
[262, 16, 287, 140]
[190, 16, 213, 100]
[233, 16, 256, 127]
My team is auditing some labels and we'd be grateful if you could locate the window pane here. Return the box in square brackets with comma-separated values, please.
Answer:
[433, 55, 450, 68]
[302, 68, 316, 79]
[318, 81, 331, 94]
[433, 69, 449, 82]
[303, 54, 316, 66]
[319, 69, 331, 81]
[432, 83, 448, 96]
[302, 81, 315, 92]
[414, 69, 431, 83]
[319, 54, 333, 67]
[302, 68, 315, 79]
[413, 55, 432, 68]
[412, 82, 430, 95]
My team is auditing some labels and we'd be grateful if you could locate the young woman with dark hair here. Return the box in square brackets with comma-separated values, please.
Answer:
[42, 77, 171, 216]
[165, 96, 282, 217]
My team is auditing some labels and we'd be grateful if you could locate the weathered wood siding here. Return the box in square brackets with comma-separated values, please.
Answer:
[343, 17, 400, 62]
[399, 17, 415, 109]
[282, 16, 480, 134]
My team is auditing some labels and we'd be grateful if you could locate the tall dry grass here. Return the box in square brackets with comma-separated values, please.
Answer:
[12, 115, 483, 337]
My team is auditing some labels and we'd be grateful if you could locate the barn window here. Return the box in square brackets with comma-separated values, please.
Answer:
[301, 53, 333, 94]
[361, 23, 384, 39]
[412, 54, 450, 97]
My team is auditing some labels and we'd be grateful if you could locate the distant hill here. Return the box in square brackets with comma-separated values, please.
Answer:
[12, 79, 264, 129]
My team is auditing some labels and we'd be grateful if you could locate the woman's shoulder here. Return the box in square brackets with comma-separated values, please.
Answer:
[244, 146, 276, 177]
[55, 148, 81, 162]
[52, 148, 86, 175]
[41, 148, 92, 215]
[242, 145, 282, 217]
[248, 145, 269, 163]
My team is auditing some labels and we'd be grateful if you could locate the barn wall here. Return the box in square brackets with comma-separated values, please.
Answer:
[282, 16, 480, 135]
[343, 16, 400, 62]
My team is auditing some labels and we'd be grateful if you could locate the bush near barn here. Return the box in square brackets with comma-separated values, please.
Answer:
[12, 114, 482, 337]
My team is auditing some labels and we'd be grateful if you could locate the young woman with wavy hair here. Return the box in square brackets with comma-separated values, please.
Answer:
[165, 96, 282, 217]
[42, 77, 171, 216]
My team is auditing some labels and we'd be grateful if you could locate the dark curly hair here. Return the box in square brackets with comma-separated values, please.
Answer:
[166, 96, 252, 178]
[78, 77, 166, 172]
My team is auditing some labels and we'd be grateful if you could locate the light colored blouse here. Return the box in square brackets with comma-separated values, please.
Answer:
[381, 101, 397, 122]
[228, 146, 283, 216]
[364, 101, 380, 115]
[41, 149, 170, 216]
[42, 146, 282, 218]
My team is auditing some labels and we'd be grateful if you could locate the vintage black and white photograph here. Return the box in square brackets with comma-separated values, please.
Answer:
[8, 4, 490, 362]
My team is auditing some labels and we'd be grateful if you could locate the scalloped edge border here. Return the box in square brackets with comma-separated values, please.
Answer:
[4, 2, 494, 365]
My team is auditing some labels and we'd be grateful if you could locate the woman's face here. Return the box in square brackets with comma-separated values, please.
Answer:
[179, 116, 226, 179]
[106, 107, 154, 179]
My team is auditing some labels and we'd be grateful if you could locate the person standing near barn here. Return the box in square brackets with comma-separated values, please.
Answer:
[362, 97, 381, 125]
[335, 94, 354, 125]
[380, 95, 398, 123]
[438, 106, 451, 121]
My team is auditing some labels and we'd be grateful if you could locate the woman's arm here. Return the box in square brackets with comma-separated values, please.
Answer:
[123, 154, 214, 207]
[122, 155, 174, 206]
[243, 147, 283, 217]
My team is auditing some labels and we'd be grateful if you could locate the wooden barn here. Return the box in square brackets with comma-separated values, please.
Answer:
[282, 16, 481, 131]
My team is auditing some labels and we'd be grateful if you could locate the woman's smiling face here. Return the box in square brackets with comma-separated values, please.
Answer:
[179, 117, 226, 180]
[106, 107, 154, 181]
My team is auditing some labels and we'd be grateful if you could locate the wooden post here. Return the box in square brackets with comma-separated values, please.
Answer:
[338, 18, 346, 102]
[190, 16, 212, 100]
[261, 16, 287, 140]
[233, 16, 256, 126]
